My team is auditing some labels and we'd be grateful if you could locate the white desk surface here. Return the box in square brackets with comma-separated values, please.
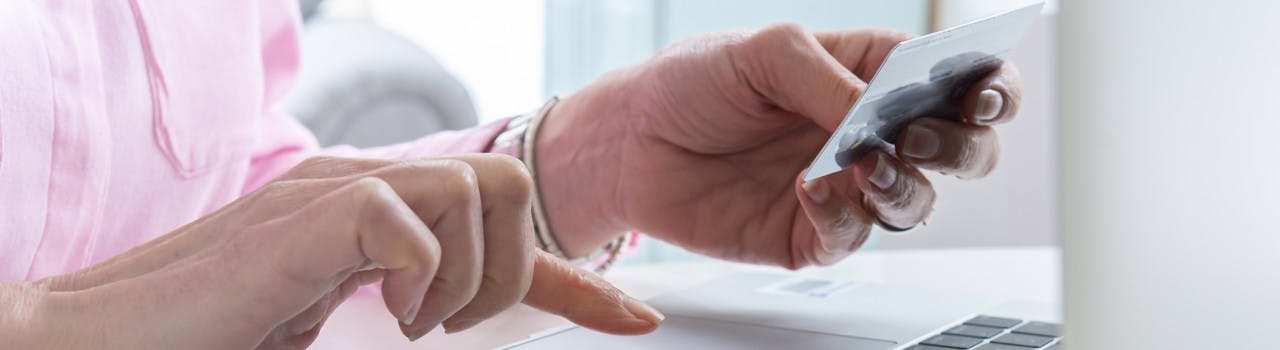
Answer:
[312, 247, 1061, 349]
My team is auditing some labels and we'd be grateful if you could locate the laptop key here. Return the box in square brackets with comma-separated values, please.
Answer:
[906, 345, 958, 350]
[944, 324, 1005, 338]
[991, 333, 1055, 348]
[973, 344, 1038, 350]
[964, 315, 1023, 329]
[1011, 321, 1061, 337]
[920, 334, 985, 349]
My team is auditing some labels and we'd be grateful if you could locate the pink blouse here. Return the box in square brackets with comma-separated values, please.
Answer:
[0, 1, 510, 281]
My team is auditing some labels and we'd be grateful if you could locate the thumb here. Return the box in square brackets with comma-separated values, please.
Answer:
[522, 250, 664, 335]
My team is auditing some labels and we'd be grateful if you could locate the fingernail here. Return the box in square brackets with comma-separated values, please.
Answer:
[405, 325, 433, 341]
[443, 318, 481, 334]
[975, 89, 1003, 122]
[901, 124, 940, 160]
[868, 154, 897, 191]
[400, 300, 421, 327]
[623, 297, 665, 326]
[802, 179, 831, 204]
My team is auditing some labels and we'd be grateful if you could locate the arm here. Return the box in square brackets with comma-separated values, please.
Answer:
[7, 154, 662, 349]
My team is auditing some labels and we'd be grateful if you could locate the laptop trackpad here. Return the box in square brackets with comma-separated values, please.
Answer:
[506, 314, 896, 350]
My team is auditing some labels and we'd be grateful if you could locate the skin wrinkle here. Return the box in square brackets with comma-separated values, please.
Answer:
[539, 75, 637, 257]
[638, 113, 817, 264]
[760, 194, 801, 266]
[849, 34, 877, 79]
[715, 49, 771, 125]
[852, 155, 927, 229]
[751, 151, 814, 265]
[957, 129, 985, 178]
[742, 24, 805, 110]
[648, 51, 768, 154]
[851, 32, 888, 78]
[968, 127, 1000, 178]
[724, 34, 772, 121]
[806, 177, 869, 267]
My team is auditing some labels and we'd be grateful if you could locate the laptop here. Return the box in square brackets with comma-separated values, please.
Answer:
[502, 272, 1059, 350]
[504, 4, 1053, 349]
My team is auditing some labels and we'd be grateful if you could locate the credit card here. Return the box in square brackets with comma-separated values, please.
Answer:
[803, 2, 1044, 181]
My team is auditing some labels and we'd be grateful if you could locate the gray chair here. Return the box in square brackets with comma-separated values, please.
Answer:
[284, 1, 478, 147]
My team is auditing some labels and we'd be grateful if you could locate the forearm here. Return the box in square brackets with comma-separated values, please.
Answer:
[536, 70, 638, 257]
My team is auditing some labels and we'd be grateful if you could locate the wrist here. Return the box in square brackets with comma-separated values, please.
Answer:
[536, 70, 638, 257]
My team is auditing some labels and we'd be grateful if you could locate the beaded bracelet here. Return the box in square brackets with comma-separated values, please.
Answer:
[493, 97, 627, 273]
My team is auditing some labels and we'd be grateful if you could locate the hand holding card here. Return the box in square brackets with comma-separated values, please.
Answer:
[805, 3, 1043, 181]
[533, 4, 1036, 270]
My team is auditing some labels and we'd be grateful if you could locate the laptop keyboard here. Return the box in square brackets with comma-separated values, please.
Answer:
[905, 315, 1061, 350]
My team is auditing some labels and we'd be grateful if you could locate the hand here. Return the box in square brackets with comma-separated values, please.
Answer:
[538, 25, 1021, 267]
[20, 155, 661, 349]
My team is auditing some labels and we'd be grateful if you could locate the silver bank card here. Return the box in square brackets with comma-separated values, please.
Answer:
[803, 2, 1044, 181]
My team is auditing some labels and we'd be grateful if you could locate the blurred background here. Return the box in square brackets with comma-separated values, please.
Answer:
[289, 0, 1059, 265]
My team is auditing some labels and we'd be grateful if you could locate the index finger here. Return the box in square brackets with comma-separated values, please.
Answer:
[523, 251, 663, 335]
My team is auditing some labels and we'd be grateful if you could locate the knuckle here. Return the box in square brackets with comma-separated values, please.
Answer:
[951, 128, 999, 178]
[389, 159, 481, 202]
[285, 156, 392, 180]
[435, 159, 480, 193]
[485, 155, 536, 206]
[872, 167, 933, 218]
[968, 132, 1002, 179]
[284, 156, 343, 179]
[759, 22, 808, 40]
[744, 22, 808, 50]
[881, 176, 919, 211]
[870, 27, 917, 44]
[251, 179, 313, 204]
[255, 179, 295, 197]
[482, 153, 528, 173]
[880, 179, 936, 224]
[1002, 89, 1022, 120]
[827, 207, 866, 236]
[348, 176, 394, 201]
[346, 178, 408, 225]
[421, 234, 443, 263]
[298, 155, 340, 168]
